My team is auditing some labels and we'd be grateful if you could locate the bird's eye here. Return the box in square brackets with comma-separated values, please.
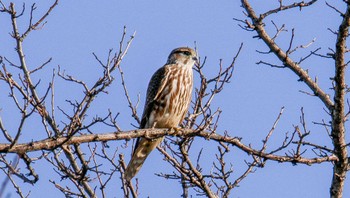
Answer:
[182, 51, 191, 56]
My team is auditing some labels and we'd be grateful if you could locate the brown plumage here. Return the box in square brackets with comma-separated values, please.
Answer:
[124, 47, 198, 181]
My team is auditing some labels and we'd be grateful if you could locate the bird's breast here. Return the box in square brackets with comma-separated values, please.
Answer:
[150, 66, 193, 128]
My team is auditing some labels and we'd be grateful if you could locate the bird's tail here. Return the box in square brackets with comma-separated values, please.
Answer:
[124, 137, 164, 181]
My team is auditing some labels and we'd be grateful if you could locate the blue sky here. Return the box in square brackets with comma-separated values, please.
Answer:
[0, 0, 349, 197]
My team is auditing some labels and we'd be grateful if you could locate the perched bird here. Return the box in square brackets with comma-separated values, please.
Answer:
[124, 47, 198, 181]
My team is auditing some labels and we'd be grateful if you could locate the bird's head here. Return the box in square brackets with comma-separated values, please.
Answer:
[167, 47, 198, 66]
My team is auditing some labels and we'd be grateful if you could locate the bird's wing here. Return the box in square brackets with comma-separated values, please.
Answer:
[133, 65, 170, 153]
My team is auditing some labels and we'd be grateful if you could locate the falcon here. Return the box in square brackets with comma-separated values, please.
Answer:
[124, 47, 198, 181]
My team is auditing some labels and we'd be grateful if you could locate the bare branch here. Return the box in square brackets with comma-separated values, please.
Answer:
[241, 0, 334, 110]
[0, 128, 337, 165]
[260, 0, 318, 19]
[329, 2, 350, 197]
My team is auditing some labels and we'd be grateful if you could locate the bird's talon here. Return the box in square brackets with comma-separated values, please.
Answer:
[171, 127, 181, 134]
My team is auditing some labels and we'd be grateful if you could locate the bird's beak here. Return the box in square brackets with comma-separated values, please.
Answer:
[193, 56, 199, 66]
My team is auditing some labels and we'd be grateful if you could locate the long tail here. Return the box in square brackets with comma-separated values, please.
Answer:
[124, 137, 164, 181]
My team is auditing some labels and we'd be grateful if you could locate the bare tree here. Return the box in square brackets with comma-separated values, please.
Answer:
[237, 0, 349, 197]
[0, 0, 349, 198]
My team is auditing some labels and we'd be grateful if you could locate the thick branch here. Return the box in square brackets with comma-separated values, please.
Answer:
[330, 3, 350, 198]
[0, 129, 337, 165]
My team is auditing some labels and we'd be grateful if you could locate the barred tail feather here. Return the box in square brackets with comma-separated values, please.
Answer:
[124, 137, 164, 181]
